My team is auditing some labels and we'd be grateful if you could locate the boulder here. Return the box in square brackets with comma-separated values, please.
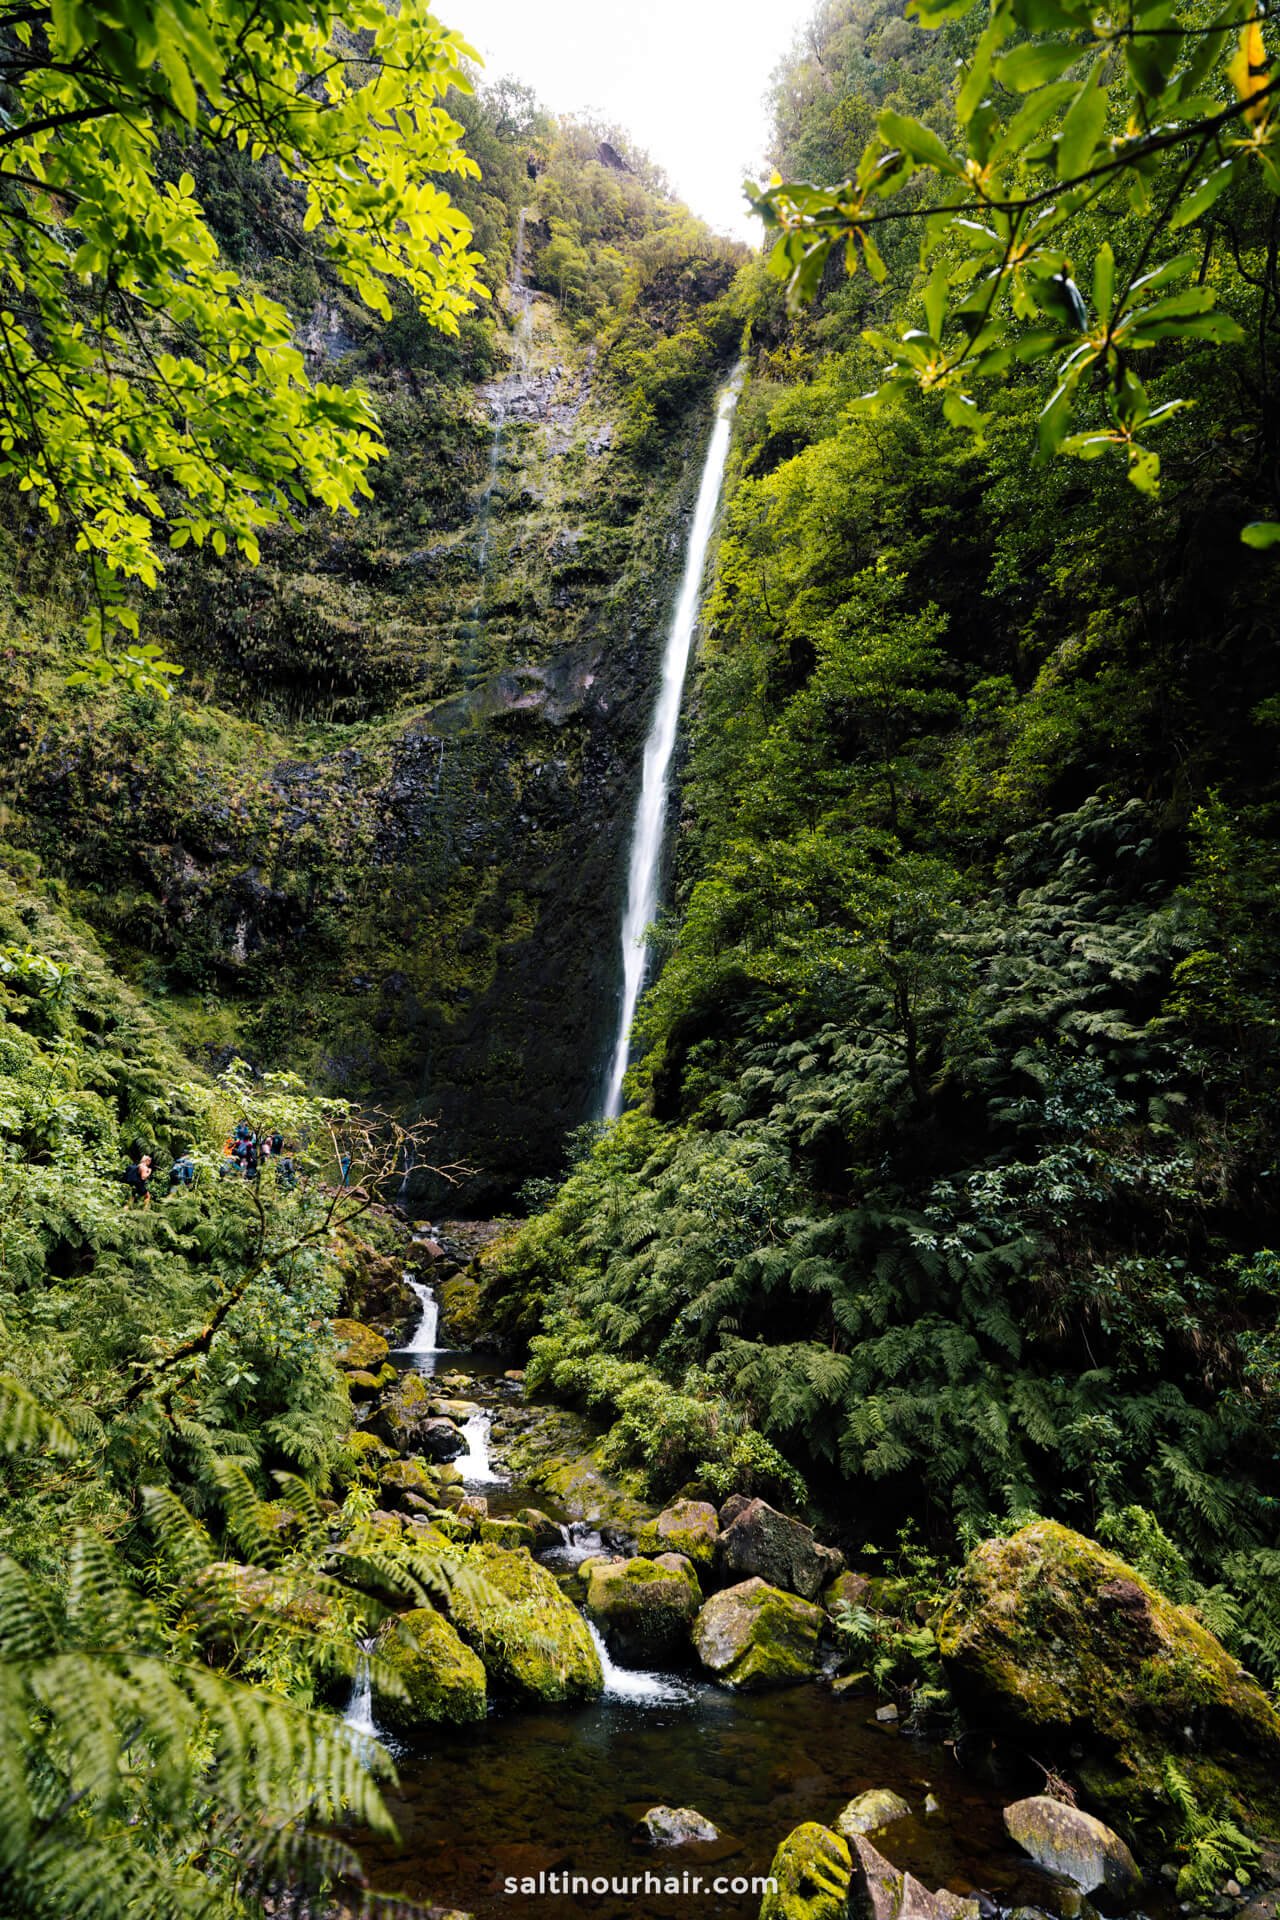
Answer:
[446, 1543, 603, 1704]
[846, 1834, 959, 1920]
[331, 1318, 389, 1371]
[639, 1499, 719, 1574]
[937, 1521, 1280, 1831]
[761, 1823, 854, 1920]
[373, 1606, 486, 1732]
[835, 1790, 912, 1838]
[584, 1554, 700, 1663]
[345, 1368, 383, 1400]
[371, 1371, 437, 1449]
[431, 1397, 481, 1420]
[377, 1457, 442, 1509]
[761, 1825, 973, 1920]
[639, 1805, 721, 1846]
[693, 1577, 824, 1689]
[1003, 1798, 1142, 1907]
[716, 1499, 844, 1601]
[417, 1417, 469, 1463]
[478, 1518, 537, 1551]
[516, 1506, 565, 1552]
[719, 1493, 753, 1529]
[824, 1571, 873, 1614]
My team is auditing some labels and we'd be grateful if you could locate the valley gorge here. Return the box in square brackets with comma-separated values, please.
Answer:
[3, 4, 1280, 1920]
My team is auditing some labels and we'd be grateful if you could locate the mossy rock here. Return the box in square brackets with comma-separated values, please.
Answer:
[584, 1554, 701, 1663]
[515, 1506, 564, 1551]
[937, 1521, 1280, 1835]
[693, 1576, 824, 1690]
[478, 1517, 537, 1550]
[331, 1318, 390, 1371]
[638, 1498, 719, 1574]
[761, 1823, 852, 1920]
[446, 1542, 603, 1704]
[373, 1606, 487, 1732]
[378, 1456, 442, 1508]
[346, 1368, 383, 1400]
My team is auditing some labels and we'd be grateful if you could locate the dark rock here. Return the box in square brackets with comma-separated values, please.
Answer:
[716, 1498, 845, 1601]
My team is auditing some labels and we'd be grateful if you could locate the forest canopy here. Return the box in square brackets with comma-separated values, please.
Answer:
[0, 0, 484, 690]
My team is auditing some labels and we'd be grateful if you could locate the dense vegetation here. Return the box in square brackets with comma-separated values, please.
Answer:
[488, 0, 1280, 1690]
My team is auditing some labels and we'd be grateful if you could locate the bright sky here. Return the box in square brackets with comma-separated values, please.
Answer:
[446, 0, 819, 242]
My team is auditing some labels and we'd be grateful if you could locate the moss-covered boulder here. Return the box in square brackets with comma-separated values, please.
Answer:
[937, 1521, 1280, 1832]
[371, 1370, 438, 1449]
[478, 1517, 537, 1550]
[716, 1499, 844, 1601]
[760, 1823, 852, 1920]
[584, 1554, 701, 1662]
[639, 1499, 719, 1575]
[516, 1506, 564, 1551]
[446, 1543, 603, 1704]
[331, 1318, 390, 1371]
[693, 1577, 824, 1689]
[761, 1825, 978, 1920]
[377, 1456, 441, 1509]
[373, 1606, 487, 1733]
[824, 1571, 872, 1614]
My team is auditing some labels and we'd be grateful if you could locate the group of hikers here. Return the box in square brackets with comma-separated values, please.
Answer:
[122, 1123, 299, 1207]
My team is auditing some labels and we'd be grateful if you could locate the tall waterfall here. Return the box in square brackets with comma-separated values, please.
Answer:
[602, 368, 743, 1119]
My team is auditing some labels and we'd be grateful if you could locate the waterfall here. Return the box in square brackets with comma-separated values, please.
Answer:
[602, 368, 743, 1119]
[459, 1410, 502, 1485]
[342, 1641, 380, 1758]
[585, 1621, 695, 1706]
[401, 1276, 441, 1356]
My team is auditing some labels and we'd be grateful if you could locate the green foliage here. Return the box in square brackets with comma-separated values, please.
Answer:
[749, 0, 1277, 499]
[0, 0, 484, 686]
[1160, 1759, 1262, 1899]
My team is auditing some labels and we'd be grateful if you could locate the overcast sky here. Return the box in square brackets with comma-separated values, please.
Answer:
[447, 0, 819, 242]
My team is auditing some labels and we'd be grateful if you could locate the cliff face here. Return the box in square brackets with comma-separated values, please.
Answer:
[0, 106, 744, 1205]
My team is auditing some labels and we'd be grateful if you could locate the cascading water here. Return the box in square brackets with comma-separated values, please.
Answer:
[602, 368, 743, 1119]
[459, 1410, 502, 1485]
[343, 1640, 380, 1756]
[586, 1621, 695, 1706]
[400, 1275, 441, 1356]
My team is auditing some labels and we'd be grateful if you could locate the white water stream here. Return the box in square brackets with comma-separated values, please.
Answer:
[586, 1621, 695, 1705]
[459, 1410, 502, 1485]
[603, 368, 743, 1118]
[400, 1275, 442, 1356]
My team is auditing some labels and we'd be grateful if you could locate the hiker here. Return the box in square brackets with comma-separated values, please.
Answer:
[277, 1143, 297, 1189]
[123, 1153, 153, 1206]
[169, 1150, 196, 1191]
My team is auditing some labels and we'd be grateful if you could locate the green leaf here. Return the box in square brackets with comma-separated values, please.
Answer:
[1056, 57, 1108, 179]
[1168, 159, 1240, 230]
[995, 38, 1082, 89]
[1093, 242, 1115, 325]
[1241, 521, 1280, 548]
[878, 110, 961, 174]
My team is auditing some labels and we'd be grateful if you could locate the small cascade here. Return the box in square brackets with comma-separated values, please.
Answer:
[603, 367, 744, 1118]
[541, 1521, 608, 1569]
[459, 1410, 502, 1485]
[342, 1642, 380, 1756]
[401, 1275, 441, 1357]
[586, 1621, 695, 1706]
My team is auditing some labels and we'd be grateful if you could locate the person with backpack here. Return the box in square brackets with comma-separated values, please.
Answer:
[123, 1153, 153, 1207]
[169, 1151, 196, 1192]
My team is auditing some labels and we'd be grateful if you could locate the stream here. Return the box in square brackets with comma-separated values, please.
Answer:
[344, 1273, 1162, 1920]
